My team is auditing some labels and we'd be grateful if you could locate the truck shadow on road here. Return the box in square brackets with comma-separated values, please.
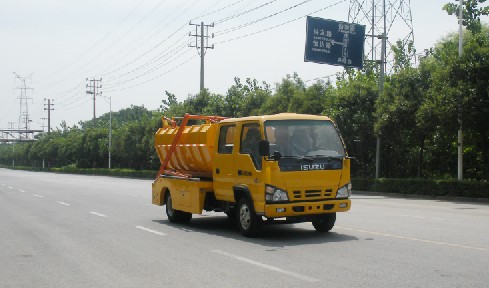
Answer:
[152, 216, 358, 247]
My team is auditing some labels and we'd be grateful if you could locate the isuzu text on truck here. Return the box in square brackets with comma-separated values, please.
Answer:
[152, 113, 351, 237]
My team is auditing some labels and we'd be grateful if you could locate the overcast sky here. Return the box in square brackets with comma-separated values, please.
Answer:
[0, 0, 476, 131]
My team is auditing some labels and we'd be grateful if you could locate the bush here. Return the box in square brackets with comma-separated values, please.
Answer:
[352, 178, 489, 198]
[50, 167, 155, 179]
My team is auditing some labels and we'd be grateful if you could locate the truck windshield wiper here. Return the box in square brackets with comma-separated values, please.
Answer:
[307, 155, 344, 162]
[279, 155, 314, 162]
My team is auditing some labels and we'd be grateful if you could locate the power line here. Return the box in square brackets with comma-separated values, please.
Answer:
[104, 42, 192, 88]
[103, 33, 190, 82]
[35, 0, 152, 87]
[98, 0, 200, 78]
[104, 54, 198, 93]
[214, 0, 314, 36]
[192, 0, 249, 21]
[215, 0, 346, 44]
[214, 0, 280, 24]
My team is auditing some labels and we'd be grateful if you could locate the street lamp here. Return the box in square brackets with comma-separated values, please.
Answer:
[108, 94, 112, 169]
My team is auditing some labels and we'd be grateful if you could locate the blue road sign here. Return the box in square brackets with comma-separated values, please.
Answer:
[304, 16, 365, 69]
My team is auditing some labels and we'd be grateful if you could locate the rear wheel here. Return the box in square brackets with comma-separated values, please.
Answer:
[237, 197, 261, 237]
[312, 213, 336, 232]
[165, 190, 192, 223]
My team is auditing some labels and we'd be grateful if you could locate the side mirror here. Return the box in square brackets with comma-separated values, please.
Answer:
[259, 140, 270, 157]
[271, 151, 282, 161]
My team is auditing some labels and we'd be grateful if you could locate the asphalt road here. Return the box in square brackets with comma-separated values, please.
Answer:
[1, 168, 488, 288]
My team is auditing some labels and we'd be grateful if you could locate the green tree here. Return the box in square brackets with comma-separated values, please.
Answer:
[261, 73, 305, 114]
[443, 0, 489, 33]
[418, 25, 489, 179]
[324, 71, 378, 177]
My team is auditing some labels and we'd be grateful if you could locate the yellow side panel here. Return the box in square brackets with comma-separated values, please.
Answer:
[151, 177, 214, 214]
[152, 178, 167, 205]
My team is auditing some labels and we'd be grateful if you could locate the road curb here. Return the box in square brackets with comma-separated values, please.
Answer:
[352, 190, 489, 204]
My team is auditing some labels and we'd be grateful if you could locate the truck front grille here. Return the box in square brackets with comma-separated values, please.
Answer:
[292, 189, 334, 201]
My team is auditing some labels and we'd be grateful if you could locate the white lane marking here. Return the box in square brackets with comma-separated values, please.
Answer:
[401, 214, 426, 219]
[90, 212, 107, 217]
[19, 190, 26, 193]
[400, 215, 445, 221]
[212, 250, 319, 282]
[33, 194, 44, 198]
[336, 226, 489, 251]
[135, 226, 166, 236]
[56, 201, 71, 206]
[8, 186, 14, 189]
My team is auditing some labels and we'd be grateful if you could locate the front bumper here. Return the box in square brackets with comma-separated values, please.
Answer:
[263, 199, 351, 218]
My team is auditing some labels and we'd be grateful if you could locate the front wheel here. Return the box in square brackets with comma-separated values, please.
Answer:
[312, 213, 336, 232]
[165, 190, 192, 223]
[237, 197, 261, 237]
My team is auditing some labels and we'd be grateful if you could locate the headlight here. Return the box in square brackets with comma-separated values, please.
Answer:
[336, 183, 352, 198]
[265, 185, 289, 203]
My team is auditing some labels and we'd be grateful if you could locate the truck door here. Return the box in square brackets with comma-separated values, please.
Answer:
[236, 122, 265, 211]
[213, 124, 236, 202]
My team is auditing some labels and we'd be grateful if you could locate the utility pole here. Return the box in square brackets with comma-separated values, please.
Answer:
[108, 95, 112, 169]
[86, 78, 102, 120]
[458, 0, 463, 180]
[44, 98, 54, 134]
[7, 122, 14, 141]
[189, 22, 214, 92]
[375, 0, 387, 179]
[40, 118, 47, 132]
[9, 122, 15, 167]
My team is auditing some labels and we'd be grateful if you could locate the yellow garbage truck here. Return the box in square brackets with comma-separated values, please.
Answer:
[152, 113, 351, 237]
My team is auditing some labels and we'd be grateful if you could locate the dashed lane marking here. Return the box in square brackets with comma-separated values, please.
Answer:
[135, 226, 166, 236]
[400, 214, 445, 221]
[33, 194, 44, 198]
[336, 226, 489, 251]
[19, 190, 26, 193]
[56, 201, 71, 206]
[212, 250, 319, 282]
[90, 212, 107, 217]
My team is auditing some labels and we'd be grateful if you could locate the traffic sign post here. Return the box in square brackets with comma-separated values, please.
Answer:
[304, 16, 366, 69]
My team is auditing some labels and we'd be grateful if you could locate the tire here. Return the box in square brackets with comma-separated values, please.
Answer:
[237, 197, 262, 237]
[312, 213, 336, 232]
[165, 190, 192, 223]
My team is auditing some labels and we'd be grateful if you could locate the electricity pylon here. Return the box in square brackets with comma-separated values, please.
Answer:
[348, 0, 415, 69]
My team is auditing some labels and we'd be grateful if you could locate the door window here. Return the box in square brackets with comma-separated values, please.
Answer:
[218, 125, 235, 154]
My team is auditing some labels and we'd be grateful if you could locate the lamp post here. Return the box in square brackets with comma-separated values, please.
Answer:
[457, 0, 463, 181]
[109, 95, 112, 170]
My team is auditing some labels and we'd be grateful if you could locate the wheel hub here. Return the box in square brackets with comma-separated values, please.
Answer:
[239, 204, 251, 230]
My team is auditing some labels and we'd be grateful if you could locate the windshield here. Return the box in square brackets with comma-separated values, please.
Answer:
[265, 120, 345, 158]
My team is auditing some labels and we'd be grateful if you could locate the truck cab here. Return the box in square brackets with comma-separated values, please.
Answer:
[212, 113, 351, 236]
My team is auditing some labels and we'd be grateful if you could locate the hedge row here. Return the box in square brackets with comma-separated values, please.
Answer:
[50, 167, 156, 179]
[1, 165, 155, 179]
[2, 165, 488, 198]
[352, 178, 489, 198]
